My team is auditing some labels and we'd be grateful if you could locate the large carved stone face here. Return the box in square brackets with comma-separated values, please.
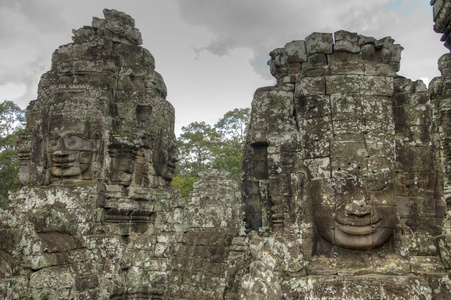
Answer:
[46, 117, 100, 184]
[306, 137, 397, 250]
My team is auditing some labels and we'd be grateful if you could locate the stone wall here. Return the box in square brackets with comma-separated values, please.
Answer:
[430, 0, 451, 286]
[166, 170, 242, 299]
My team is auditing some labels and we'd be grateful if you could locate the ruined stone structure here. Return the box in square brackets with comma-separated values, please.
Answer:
[166, 169, 242, 299]
[1, 8, 181, 298]
[430, 0, 451, 287]
[0, 10, 242, 299]
[432, 0, 451, 50]
[2, 2, 451, 299]
[240, 29, 451, 298]
[240, 6, 451, 296]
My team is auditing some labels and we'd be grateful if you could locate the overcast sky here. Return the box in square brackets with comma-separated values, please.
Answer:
[0, 0, 448, 136]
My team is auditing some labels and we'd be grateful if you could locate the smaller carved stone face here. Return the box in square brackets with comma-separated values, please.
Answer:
[46, 117, 99, 183]
[48, 133, 94, 179]
[163, 142, 178, 181]
[109, 148, 135, 186]
[153, 138, 178, 182]
[307, 139, 397, 250]
[268, 48, 288, 79]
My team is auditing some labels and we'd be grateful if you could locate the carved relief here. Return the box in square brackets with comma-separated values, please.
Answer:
[240, 29, 451, 298]
[16, 9, 176, 190]
[242, 31, 443, 253]
[306, 135, 397, 250]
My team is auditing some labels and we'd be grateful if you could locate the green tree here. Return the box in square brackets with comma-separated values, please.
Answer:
[171, 176, 199, 200]
[171, 108, 250, 198]
[172, 121, 218, 199]
[0, 100, 25, 203]
[214, 108, 249, 145]
[176, 121, 220, 177]
[213, 108, 250, 181]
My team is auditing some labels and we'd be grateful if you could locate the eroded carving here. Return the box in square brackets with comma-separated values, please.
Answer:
[306, 133, 397, 250]
[1, 9, 187, 299]
[16, 8, 176, 190]
[432, 0, 451, 50]
[240, 29, 450, 298]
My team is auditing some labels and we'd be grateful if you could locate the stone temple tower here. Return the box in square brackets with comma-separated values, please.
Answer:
[0, 10, 243, 299]
[240, 27, 451, 299]
[0, 9, 184, 298]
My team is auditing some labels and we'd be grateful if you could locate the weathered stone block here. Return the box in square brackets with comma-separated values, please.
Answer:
[334, 30, 361, 53]
[295, 95, 331, 120]
[410, 256, 446, 274]
[295, 76, 326, 96]
[284, 40, 308, 64]
[326, 75, 393, 96]
[305, 32, 334, 55]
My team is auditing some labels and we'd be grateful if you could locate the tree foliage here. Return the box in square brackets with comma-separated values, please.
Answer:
[212, 108, 250, 182]
[171, 108, 250, 198]
[176, 121, 220, 177]
[0, 100, 25, 202]
[171, 176, 199, 200]
[214, 108, 249, 144]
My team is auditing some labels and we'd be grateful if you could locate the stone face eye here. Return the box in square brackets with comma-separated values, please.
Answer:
[367, 170, 391, 191]
[136, 105, 152, 122]
[49, 139, 59, 147]
[80, 151, 91, 159]
[65, 136, 82, 149]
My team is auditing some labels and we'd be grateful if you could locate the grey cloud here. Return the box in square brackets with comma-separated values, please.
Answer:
[0, 0, 67, 41]
[0, 0, 72, 105]
[194, 37, 237, 57]
[173, 0, 442, 81]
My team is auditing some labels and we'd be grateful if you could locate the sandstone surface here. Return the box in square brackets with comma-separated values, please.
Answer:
[2, 3, 451, 299]
[241, 26, 451, 299]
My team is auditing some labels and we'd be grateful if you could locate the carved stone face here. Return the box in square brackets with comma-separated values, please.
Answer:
[107, 98, 177, 187]
[153, 138, 177, 181]
[46, 117, 99, 183]
[307, 138, 397, 250]
[48, 134, 93, 178]
[109, 147, 135, 186]
[268, 48, 288, 79]
[164, 151, 177, 181]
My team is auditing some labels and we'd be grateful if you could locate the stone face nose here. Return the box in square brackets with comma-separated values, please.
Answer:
[344, 199, 371, 217]
[53, 150, 70, 157]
